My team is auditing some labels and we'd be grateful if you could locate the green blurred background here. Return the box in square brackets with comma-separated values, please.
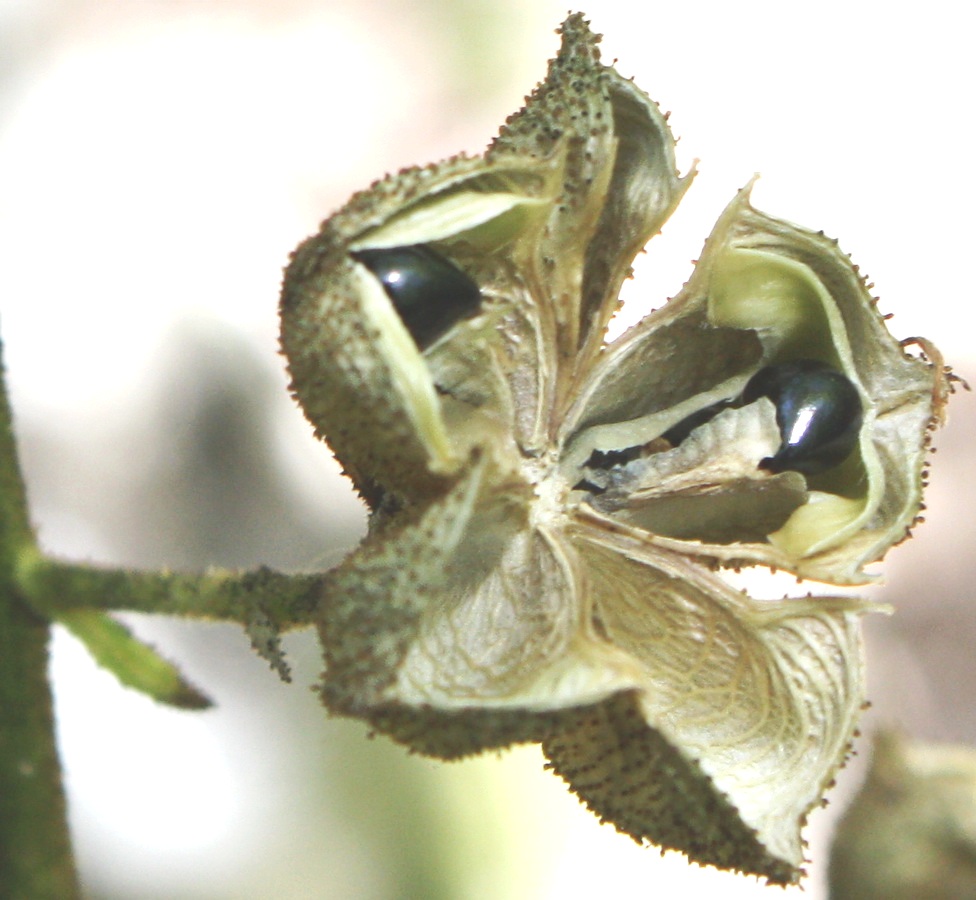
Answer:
[0, 1, 973, 897]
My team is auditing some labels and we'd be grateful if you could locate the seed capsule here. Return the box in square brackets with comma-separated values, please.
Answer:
[743, 359, 863, 475]
[351, 245, 482, 350]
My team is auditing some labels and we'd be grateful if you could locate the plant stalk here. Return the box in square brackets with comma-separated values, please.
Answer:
[0, 336, 79, 898]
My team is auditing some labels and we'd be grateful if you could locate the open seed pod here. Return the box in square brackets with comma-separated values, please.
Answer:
[563, 183, 943, 584]
[280, 13, 949, 885]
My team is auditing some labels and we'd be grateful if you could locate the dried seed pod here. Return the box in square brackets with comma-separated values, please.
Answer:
[280, 13, 949, 885]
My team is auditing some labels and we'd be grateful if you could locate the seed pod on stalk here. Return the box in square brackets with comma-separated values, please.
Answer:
[280, 13, 951, 884]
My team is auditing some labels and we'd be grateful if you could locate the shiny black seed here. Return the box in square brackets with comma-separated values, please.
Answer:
[743, 359, 863, 475]
[351, 245, 481, 350]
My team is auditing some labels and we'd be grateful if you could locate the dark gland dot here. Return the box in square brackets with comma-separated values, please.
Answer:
[350, 245, 482, 350]
[743, 359, 863, 475]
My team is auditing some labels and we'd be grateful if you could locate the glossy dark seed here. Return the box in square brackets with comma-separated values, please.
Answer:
[351, 245, 482, 350]
[743, 359, 863, 475]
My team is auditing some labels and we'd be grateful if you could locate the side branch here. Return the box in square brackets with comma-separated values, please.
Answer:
[16, 550, 327, 630]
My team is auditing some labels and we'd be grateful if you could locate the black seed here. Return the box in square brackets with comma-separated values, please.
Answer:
[351, 245, 482, 350]
[743, 359, 863, 475]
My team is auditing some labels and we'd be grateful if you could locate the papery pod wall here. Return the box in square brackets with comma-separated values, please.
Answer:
[280, 13, 950, 885]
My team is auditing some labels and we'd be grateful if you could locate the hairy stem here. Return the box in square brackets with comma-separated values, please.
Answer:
[17, 551, 326, 629]
[0, 339, 79, 898]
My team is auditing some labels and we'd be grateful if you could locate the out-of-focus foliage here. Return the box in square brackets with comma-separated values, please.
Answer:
[830, 731, 976, 900]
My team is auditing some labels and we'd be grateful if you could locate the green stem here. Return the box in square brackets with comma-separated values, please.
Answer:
[0, 319, 330, 893]
[17, 552, 326, 629]
[0, 339, 79, 898]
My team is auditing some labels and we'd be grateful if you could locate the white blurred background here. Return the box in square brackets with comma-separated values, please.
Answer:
[0, 1, 973, 897]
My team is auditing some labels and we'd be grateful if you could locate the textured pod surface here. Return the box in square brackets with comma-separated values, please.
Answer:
[280, 13, 949, 884]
